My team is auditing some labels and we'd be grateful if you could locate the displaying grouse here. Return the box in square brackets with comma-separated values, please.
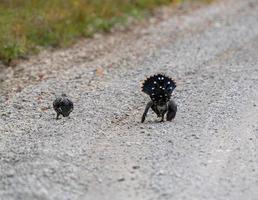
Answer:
[141, 74, 177, 123]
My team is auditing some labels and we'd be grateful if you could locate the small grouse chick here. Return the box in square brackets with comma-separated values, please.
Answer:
[141, 74, 177, 123]
[53, 94, 74, 120]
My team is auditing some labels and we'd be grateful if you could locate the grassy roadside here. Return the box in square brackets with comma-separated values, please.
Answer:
[0, 0, 212, 65]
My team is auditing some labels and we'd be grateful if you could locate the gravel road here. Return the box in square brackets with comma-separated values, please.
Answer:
[1, 0, 258, 199]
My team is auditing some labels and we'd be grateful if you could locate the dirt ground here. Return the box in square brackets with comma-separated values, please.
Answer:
[0, 0, 258, 199]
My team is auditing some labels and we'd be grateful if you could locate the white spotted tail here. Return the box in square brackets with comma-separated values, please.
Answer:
[142, 74, 176, 103]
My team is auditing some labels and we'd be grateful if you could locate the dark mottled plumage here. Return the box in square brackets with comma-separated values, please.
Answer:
[53, 94, 74, 120]
[141, 74, 177, 123]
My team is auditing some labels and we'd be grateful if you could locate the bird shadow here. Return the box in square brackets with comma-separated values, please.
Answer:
[142, 119, 165, 124]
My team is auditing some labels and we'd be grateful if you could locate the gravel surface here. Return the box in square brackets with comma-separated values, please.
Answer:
[1, 0, 258, 199]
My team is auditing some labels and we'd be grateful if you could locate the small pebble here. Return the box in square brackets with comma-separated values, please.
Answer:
[118, 177, 125, 182]
[132, 166, 140, 170]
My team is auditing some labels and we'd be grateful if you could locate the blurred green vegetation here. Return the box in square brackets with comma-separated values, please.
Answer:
[0, 0, 212, 64]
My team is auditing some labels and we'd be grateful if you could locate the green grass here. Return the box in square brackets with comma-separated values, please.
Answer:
[0, 0, 212, 64]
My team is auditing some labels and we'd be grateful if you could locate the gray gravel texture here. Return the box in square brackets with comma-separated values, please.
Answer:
[1, 0, 258, 199]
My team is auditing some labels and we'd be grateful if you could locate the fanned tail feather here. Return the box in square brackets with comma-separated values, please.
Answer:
[142, 74, 176, 102]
